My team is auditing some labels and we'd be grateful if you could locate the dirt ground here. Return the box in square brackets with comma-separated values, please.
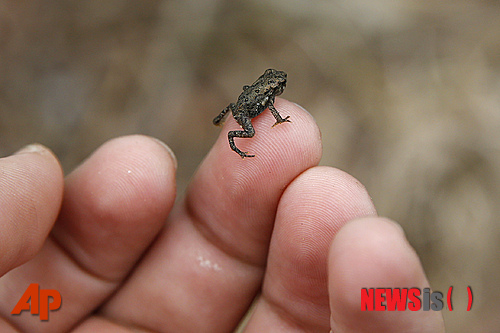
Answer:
[1, 1, 499, 331]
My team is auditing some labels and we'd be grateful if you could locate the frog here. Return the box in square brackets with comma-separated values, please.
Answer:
[213, 68, 290, 158]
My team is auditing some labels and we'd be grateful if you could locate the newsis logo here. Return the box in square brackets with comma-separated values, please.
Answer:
[361, 286, 473, 312]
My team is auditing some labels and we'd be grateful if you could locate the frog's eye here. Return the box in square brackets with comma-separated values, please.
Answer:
[243, 85, 250, 90]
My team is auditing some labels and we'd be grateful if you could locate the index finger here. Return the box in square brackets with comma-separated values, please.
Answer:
[101, 98, 322, 332]
[187, 98, 323, 264]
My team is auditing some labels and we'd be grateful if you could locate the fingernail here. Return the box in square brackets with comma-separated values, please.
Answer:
[152, 138, 178, 170]
[292, 102, 312, 116]
[14, 144, 46, 155]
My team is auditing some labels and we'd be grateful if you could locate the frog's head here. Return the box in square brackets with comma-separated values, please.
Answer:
[264, 69, 287, 96]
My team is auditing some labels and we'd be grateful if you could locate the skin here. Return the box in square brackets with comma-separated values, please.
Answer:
[0, 99, 445, 332]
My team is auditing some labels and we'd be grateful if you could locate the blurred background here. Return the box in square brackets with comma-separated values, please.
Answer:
[1, 1, 499, 331]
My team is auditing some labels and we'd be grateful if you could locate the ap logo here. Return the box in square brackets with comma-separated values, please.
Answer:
[11, 283, 62, 321]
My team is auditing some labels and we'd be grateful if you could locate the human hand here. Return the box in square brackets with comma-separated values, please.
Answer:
[0, 99, 444, 332]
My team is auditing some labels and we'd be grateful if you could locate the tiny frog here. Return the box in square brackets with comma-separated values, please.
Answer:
[213, 68, 290, 158]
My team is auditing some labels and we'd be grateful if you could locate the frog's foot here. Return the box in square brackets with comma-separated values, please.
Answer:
[238, 151, 255, 159]
[272, 116, 291, 127]
[229, 139, 255, 158]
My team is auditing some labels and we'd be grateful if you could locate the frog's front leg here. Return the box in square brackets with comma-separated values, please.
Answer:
[228, 116, 256, 158]
[268, 102, 291, 127]
[213, 103, 235, 126]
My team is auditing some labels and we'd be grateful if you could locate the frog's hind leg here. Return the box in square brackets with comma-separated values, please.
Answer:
[269, 103, 291, 127]
[228, 116, 256, 158]
[213, 103, 234, 126]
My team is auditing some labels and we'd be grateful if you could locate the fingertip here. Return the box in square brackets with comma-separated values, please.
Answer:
[329, 217, 422, 294]
[255, 167, 377, 330]
[66, 135, 177, 221]
[328, 217, 444, 333]
[209, 98, 322, 167]
[56, 135, 177, 280]
[0, 144, 64, 275]
[277, 166, 377, 230]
